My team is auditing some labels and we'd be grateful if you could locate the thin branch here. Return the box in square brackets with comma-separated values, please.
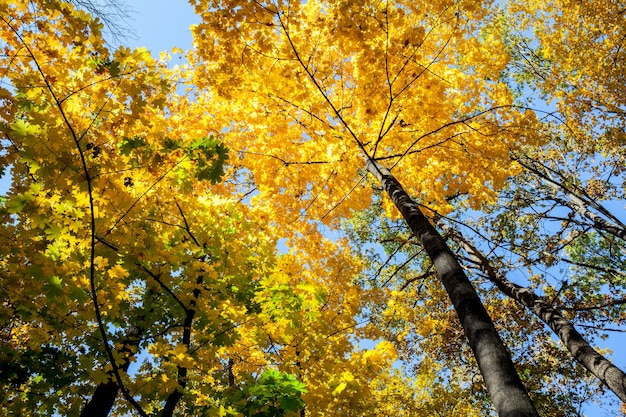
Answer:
[243, 150, 332, 166]
[275, 9, 374, 163]
[399, 266, 435, 291]
[1, 17, 146, 415]
[174, 197, 201, 247]
[562, 298, 626, 312]
[138, 263, 187, 312]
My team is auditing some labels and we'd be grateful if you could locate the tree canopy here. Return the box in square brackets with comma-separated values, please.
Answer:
[0, 0, 625, 416]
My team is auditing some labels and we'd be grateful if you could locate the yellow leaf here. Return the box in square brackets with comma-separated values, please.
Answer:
[107, 264, 129, 279]
[332, 382, 347, 396]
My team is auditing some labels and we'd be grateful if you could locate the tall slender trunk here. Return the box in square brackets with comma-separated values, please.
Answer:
[366, 160, 538, 417]
[445, 224, 626, 402]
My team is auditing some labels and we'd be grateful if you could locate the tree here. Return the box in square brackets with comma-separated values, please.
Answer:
[0, 1, 286, 415]
[188, 0, 544, 415]
[365, 160, 538, 416]
[454, 0, 626, 408]
[432, 134, 626, 412]
[442, 221, 626, 403]
[341, 199, 605, 415]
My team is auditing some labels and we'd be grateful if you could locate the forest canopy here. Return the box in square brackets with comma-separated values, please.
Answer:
[0, 0, 624, 416]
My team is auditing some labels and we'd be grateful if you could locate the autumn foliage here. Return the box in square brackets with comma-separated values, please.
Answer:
[1, 0, 625, 416]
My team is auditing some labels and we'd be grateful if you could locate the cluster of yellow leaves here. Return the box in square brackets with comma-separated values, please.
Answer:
[218, 233, 400, 416]
[0, 1, 426, 415]
[186, 2, 626, 411]
[367, 366, 486, 417]
[0, 1, 276, 415]
[189, 0, 542, 228]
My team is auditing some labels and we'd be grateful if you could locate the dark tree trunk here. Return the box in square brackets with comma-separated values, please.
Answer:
[366, 160, 538, 417]
[160, 273, 204, 417]
[446, 224, 626, 402]
[81, 382, 120, 417]
[81, 285, 158, 417]
[80, 325, 143, 417]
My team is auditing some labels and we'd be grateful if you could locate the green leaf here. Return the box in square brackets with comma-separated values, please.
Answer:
[118, 135, 148, 155]
[108, 61, 121, 77]
[187, 136, 230, 184]
[43, 276, 64, 298]
[5, 194, 28, 213]
[163, 137, 183, 150]
[238, 369, 307, 417]
[10, 119, 38, 138]
[15, 91, 34, 111]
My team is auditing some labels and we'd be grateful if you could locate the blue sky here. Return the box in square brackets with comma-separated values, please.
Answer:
[129, 0, 199, 54]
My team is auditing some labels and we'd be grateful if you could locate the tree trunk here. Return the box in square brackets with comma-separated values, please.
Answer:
[80, 325, 143, 417]
[365, 159, 538, 417]
[81, 284, 158, 417]
[445, 224, 626, 402]
[160, 273, 204, 417]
